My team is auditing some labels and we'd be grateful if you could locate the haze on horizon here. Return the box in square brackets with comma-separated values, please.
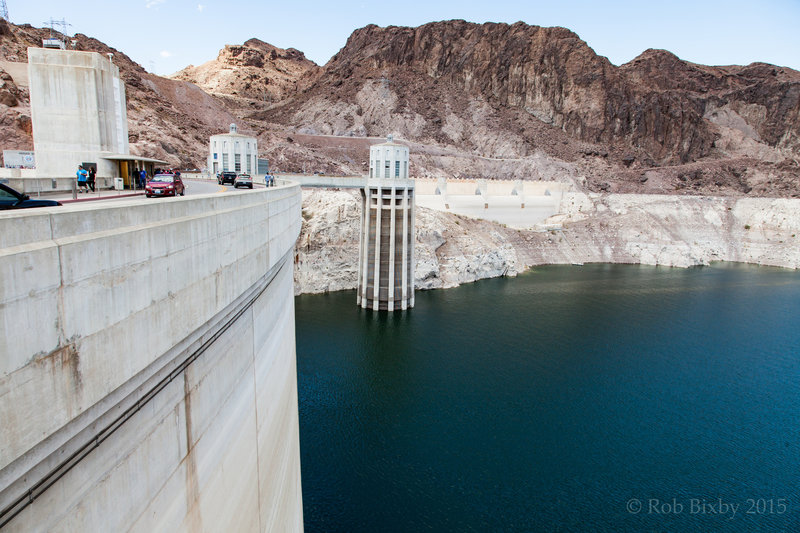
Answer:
[8, 0, 800, 76]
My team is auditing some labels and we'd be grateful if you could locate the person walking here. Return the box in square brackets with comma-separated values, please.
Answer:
[87, 165, 96, 193]
[76, 165, 89, 193]
[139, 168, 147, 189]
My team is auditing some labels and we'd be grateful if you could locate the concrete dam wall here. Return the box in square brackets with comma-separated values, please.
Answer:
[0, 185, 304, 531]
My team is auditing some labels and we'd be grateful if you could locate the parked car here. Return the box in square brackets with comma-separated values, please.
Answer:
[0, 183, 62, 210]
[218, 171, 237, 185]
[234, 173, 253, 189]
[146, 172, 185, 197]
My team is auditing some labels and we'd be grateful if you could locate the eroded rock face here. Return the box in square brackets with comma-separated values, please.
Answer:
[0, 68, 19, 106]
[294, 189, 800, 295]
[294, 189, 530, 295]
[268, 20, 800, 169]
[171, 39, 320, 104]
[1, 20, 798, 194]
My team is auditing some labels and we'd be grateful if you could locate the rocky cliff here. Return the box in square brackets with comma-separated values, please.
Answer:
[2, 19, 799, 196]
[261, 20, 800, 196]
[172, 39, 319, 107]
[295, 189, 800, 295]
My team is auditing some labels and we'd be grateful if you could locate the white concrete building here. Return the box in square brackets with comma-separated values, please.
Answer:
[208, 124, 258, 176]
[358, 136, 415, 311]
[368, 134, 409, 180]
[28, 48, 128, 179]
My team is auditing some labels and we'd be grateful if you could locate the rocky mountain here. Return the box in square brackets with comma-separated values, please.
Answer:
[172, 39, 319, 108]
[257, 20, 800, 195]
[0, 20, 242, 168]
[1, 19, 798, 197]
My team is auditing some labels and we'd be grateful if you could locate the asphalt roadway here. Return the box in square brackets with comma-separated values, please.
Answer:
[40, 179, 260, 205]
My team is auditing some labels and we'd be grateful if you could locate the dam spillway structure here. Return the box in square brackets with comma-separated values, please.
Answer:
[357, 136, 415, 311]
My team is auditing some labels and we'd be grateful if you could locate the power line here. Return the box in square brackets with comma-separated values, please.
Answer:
[42, 17, 72, 38]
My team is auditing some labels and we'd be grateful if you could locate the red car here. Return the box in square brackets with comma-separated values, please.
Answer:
[146, 173, 185, 197]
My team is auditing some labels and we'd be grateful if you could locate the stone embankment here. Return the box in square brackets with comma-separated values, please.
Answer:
[294, 189, 800, 295]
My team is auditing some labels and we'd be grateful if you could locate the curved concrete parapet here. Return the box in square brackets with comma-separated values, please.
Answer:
[0, 185, 303, 531]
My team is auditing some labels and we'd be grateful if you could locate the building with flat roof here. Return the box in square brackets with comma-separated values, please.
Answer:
[17, 47, 165, 190]
[358, 135, 415, 311]
[28, 48, 127, 178]
[208, 124, 258, 176]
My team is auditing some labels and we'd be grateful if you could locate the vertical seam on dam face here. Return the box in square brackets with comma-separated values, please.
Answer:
[0, 250, 293, 529]
[183, 370, 203, 532]
[55, 232, 67, 348]
[250, 306, 265, 533]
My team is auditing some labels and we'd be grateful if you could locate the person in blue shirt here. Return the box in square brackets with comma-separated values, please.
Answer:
[76, 165, 89, 193]
[139, 169, 147, 188]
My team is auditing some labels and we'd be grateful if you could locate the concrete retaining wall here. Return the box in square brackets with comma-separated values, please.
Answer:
[0, 184, 303, 531]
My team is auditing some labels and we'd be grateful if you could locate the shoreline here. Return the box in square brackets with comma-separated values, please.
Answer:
[293, 189, 800, 296]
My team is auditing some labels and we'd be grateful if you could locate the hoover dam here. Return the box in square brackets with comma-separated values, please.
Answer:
[0, 183, 304, 531]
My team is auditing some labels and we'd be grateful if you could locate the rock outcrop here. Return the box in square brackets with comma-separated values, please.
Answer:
[172, 39, 319, 106]
[0, 68, 19, 106]
[265, 21, 800, 167]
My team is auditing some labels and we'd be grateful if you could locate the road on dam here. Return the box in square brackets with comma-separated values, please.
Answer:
[48, 178, 265, 204]
[145, 179, 259, 198]
[182, 179, 260, 196]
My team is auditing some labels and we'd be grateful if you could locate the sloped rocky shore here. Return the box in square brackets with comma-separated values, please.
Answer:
[294, 189, 800, 295]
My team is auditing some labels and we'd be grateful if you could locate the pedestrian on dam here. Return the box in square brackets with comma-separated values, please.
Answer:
[139, 168, 147, 188]
[76, 165, 89, 193]
[87, 165, 96, 192]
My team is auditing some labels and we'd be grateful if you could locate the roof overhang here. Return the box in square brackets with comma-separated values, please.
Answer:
[101, 154, 169, 164]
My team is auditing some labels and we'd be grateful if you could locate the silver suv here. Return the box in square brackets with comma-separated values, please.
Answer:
[234, 173, 253, 189]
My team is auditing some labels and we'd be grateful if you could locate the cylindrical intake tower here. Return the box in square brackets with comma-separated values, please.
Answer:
[357, 136, 415, 311]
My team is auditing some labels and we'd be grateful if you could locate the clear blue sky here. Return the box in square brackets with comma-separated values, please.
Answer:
[10, 0, 800, 75]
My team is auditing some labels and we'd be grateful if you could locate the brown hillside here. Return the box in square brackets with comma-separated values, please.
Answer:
[253, 20, 800, 195]
[0, 21, 246, 168]
[172, 39, 320, 109]
[1, 19, 798, 197]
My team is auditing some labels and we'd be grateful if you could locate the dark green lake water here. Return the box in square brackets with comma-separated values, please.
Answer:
[295, 264, 800, 532]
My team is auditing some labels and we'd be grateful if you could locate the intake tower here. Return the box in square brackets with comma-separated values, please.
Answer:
[357, 136, 415, 311]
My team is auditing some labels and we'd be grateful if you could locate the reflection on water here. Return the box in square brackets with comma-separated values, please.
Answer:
[296, 264, 800, 532]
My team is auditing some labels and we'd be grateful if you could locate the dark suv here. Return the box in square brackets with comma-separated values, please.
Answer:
[218, 171, 237, 185]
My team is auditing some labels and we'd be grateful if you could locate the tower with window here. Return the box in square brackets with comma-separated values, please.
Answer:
[358, 135, 415, 311]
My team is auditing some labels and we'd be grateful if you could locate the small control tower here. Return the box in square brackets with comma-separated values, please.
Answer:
[357, 135, 415, 311]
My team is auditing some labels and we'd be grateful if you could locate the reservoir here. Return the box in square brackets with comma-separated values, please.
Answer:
[295, 264, 800, 531]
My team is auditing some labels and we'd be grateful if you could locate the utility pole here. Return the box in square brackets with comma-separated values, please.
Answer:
[43, 17, 72, 38]
[0, 0, 9, 21]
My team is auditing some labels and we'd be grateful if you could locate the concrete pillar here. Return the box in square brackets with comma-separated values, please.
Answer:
[358, 180, 415, 311]
[401, 187, 409, 310]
